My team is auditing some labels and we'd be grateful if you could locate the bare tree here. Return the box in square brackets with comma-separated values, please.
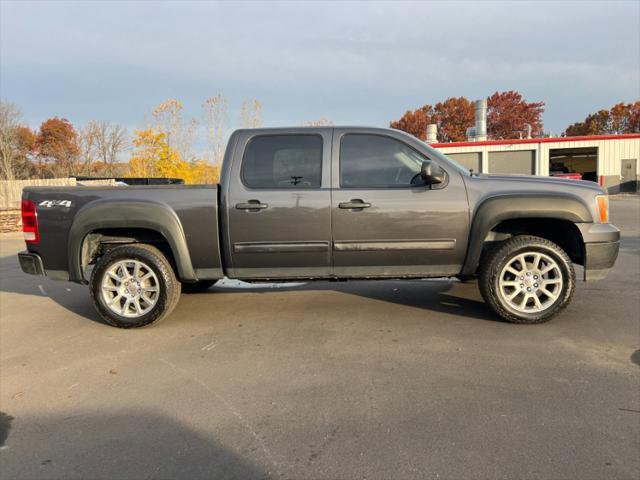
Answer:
[240, 99, 263, 128]
[78, 121, 100, 175]
[203, 94, 229, 165]
[152, 99, 197, 161]
[95, 122, 128, 176]
[0, 102, 34, 180]
[302, 117, 334, 126]
[0, 102, 21, 180]
[76, 121, 128, 177]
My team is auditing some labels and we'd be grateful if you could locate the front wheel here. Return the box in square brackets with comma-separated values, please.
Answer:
[90, 244, 181, 328]
[479, 235, 575, 324]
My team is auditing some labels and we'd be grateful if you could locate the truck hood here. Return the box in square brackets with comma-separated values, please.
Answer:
[475, 173, 605, 193]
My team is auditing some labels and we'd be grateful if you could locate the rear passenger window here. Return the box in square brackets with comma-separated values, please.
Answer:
[242, 135, 322, 188]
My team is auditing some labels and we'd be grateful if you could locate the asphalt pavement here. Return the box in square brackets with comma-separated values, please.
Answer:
[0, 196, 639, 480]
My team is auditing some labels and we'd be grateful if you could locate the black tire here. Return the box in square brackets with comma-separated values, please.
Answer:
[181, 280, 216, 294]
[90, 244, 181, 328]
[479, 235, 575, 324]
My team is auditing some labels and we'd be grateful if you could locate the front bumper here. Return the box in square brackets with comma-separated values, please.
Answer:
[18, 251, 45, 276]
[576, 223, 620, 281]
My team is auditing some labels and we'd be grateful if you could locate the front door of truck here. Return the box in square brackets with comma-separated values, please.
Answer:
[225, 130, 332, 279]
[330, 129, 469, 277]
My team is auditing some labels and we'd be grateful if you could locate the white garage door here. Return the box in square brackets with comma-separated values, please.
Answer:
[446, 152, 482, 173]
[489, 150, 535, 175]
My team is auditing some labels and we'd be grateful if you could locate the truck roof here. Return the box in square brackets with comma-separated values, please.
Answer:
[233, 126, 398, 134]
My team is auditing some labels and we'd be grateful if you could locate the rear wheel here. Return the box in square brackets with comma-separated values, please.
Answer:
[90, 244, 181, 328]
[479, 235, 575, 324]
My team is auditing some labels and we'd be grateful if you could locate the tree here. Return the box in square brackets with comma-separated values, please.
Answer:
[628, 101, 640, 133]
[0, 102, 36, 180]
[35, 117, 80, 176]
[240, 99, 262, 128]
[565, 101, 640, 136]
[389, 105, 434, 141]
[486, 91, 545, 139]
[390, 91, 545, 141]
[203, 95, 229, 165]
[151, 99, 197, 162]
[190, 159, 220, 184]
[77, 121, 100, 175]
[390, 99, 475, 142]
[75, 121, 129, 177]
[431, 97, 475, 142]
[129, 128, 169, 178]
[96, 122, 128, 176]
[128, 128, 218, 184]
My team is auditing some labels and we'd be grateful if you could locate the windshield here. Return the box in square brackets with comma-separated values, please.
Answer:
[419, 140, 472, 176]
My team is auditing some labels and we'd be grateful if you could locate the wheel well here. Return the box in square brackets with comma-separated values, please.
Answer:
[484, 218, 584, 265]
[81, 228, 177, 276]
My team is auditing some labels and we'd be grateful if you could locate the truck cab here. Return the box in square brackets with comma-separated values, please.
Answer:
[221, 127, 469, 280]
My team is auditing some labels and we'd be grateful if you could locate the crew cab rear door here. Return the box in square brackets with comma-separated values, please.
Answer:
[330, 128, 469, 277]
[224, 129, 332, 279]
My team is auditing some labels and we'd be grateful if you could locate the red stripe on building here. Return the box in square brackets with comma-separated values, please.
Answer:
[431, 133, 640, 149]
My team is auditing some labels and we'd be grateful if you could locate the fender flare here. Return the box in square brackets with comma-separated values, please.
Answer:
[461, 193, 593, 276]
[68, 198, 196, 282]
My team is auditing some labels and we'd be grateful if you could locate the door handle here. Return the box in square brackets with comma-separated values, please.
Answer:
[339, 199, 371, 210]
[236, 200, 268, 211]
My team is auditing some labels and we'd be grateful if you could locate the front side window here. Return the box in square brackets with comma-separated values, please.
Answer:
[242, 135, 322, 188]
[340, 134, 428, 187]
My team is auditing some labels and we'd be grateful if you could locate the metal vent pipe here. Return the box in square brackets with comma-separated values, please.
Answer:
[475, 99, 487, 141]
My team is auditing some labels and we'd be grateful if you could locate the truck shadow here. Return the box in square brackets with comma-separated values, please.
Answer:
[201, 278, 500, 323]
[0, 253, 498, 325]
[0, 409, 268, 480]
[0, 254, 104, 324]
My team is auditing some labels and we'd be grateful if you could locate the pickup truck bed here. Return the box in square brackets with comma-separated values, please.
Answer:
[22, 185, 223, 282]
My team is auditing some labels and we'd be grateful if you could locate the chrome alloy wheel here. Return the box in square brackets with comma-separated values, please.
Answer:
[497, 251, 563, 314]
[101, 259, 160, 318]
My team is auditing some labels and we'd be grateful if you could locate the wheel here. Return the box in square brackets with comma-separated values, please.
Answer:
[181, 280, 216, 294]
[479, 235, 575, 324]
[90, 244, 181, 328]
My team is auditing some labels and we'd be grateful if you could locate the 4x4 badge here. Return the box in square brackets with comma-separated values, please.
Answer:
[39, 200, 72, 208]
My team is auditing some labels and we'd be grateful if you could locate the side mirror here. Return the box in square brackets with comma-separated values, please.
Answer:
[420, 160, 445, 185]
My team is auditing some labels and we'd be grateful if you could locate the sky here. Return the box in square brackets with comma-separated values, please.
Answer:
[1, 0, 639, 137]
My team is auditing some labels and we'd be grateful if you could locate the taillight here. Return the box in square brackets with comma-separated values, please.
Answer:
[595, 195, 609, 224]
[21, 199, 39, 244]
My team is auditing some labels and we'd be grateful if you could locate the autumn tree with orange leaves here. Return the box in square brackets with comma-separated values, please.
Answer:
[389, 105, 433, 141]
[390, 91, 545, 142]
[564, 101, 640, 136]
[432, 97, 476, 142]
[487, 91, 544, 139]
[35, 117, 80, 176]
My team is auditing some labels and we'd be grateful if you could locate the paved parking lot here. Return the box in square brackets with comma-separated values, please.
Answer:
[0, 196, 638, 480]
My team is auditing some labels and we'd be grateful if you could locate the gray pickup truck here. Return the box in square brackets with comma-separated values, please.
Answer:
[19, 127, 620, 328]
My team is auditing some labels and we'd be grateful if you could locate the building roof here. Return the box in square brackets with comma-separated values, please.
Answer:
[431, 133, 640, 149]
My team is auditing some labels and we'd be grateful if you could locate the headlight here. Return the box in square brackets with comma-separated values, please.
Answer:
[595, 195, 609, 223]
